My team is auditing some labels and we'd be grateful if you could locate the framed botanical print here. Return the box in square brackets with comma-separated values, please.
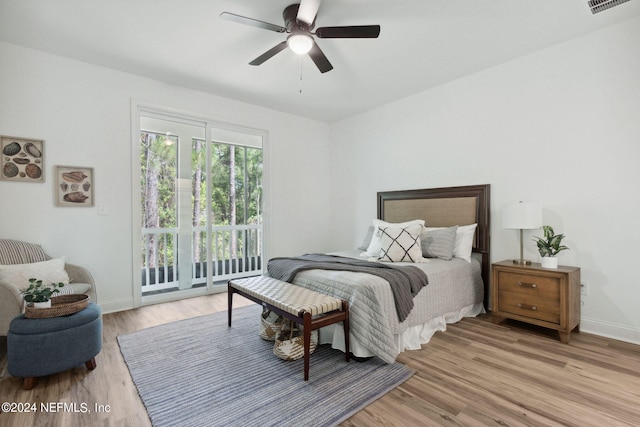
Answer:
[1, 136, 45, 182]
[55, 166, 94, 207]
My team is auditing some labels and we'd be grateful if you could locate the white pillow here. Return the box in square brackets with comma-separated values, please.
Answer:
[363, 219, 425, 257]
[374, 224, 426, 263]
[453, 224, 478, 262]
[0, 257, 70, 289]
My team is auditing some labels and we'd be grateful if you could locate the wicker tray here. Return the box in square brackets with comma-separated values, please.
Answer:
[24, 294, 89, 319]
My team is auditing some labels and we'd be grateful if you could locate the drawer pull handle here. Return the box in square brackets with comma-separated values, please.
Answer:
[518, 282, 537, 288]
[517, 303, 537, 310]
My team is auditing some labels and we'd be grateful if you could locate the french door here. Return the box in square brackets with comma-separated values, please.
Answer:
[135, 108, 264, 304]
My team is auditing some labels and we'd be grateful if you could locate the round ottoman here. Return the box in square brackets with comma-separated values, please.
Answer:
[7, 302, 102, 390]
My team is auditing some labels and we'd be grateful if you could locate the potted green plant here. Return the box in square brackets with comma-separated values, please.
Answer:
[533, 225, 569, 268]
[21, 278, 65, 308]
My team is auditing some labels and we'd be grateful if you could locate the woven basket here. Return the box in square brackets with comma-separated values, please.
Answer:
[273, 320, 318, 361]
[259, 308, 285, 341]
[24, 294, 89, 319]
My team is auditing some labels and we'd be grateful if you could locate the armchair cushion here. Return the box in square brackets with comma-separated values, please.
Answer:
[0, 257, 71, 289]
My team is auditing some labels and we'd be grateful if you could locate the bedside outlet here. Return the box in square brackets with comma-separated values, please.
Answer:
[580, 282, 589, 296]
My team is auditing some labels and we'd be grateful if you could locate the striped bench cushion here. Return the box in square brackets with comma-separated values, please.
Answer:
[230, 276, 342, 316]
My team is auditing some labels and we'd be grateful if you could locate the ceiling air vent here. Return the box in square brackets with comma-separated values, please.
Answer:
[588, 0, 632, 14]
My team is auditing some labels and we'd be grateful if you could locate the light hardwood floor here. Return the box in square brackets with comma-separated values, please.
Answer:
[1, 293, 639, 426]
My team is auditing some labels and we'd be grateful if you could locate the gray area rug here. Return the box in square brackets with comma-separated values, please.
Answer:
[118, 304, 414, 427]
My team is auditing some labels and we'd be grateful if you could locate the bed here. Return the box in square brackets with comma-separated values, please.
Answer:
[269, 184, 490, 363]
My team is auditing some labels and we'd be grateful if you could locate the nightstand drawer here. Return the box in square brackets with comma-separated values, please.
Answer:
[496, 271, 561, 324]
[496, 271, 561, 298]
[498, 290, 560, 324]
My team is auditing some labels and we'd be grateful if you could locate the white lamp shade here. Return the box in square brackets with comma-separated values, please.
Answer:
[502, 202, 542, 229]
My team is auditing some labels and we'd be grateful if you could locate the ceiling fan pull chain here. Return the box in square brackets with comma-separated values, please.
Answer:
[299, 56, 304, 94]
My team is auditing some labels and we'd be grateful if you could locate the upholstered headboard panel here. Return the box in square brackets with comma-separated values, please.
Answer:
[381, 197, 477, 231]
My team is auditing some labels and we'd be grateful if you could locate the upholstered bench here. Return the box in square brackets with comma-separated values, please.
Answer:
[228, 276, 349, 380]
[7, 303, 103, 389]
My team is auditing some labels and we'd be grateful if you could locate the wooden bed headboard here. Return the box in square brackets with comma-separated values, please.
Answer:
[377, 184, 491, 309]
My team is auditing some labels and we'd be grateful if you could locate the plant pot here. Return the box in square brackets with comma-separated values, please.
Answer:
[32, 300, 52, 309]
[541, 257, 558, 269]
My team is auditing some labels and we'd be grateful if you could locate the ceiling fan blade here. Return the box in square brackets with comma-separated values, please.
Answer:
[249, 41, 287, 65]
[297, 0, 321, 25]
[249, 41, 288, 66]
[220, 12, 286, 33]
[316, 25, 381, 39]
[308, 41, 333, 73]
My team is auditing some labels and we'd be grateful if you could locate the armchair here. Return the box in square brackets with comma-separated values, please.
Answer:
[0, 239, 97, 336]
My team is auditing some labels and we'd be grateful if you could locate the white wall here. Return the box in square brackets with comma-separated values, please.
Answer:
[329, 17, 640, 344]
[0, 41, 332, 313]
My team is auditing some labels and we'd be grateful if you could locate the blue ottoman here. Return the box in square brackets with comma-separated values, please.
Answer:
[7, 303, 102, 390]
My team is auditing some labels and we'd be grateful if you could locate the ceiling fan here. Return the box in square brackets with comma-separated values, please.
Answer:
[220, 0, 381, 73]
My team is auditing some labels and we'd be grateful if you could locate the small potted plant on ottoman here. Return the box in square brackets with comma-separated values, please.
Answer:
[21, 278, 65, 308]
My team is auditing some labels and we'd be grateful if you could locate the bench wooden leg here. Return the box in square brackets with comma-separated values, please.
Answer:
[303, 312, 312, 381]
[227, 283, 234, 327]
[342, 301, 350, 362]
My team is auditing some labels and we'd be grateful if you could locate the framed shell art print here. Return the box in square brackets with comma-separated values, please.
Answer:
[1, 136, 45, 182]
[56, 166, 94, 207]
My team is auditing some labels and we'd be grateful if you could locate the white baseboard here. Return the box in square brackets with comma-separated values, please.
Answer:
[96, 285, 227, 315]
[580, 316, 640, 345]
[98, 298, 135, 314]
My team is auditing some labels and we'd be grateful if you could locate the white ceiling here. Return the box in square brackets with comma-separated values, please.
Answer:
[1, 0, 639, 123]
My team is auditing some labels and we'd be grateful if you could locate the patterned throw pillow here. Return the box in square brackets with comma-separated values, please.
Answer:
[364, 219, 425, 257]
[376, 224, 425, 262]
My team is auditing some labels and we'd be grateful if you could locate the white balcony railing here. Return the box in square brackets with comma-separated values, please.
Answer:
[141, 224, 262, 295]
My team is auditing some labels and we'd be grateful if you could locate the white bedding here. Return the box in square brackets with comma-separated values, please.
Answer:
[290, 250, 485, 362]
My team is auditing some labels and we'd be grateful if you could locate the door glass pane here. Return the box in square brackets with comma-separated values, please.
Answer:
[139, 115, 205, 296]
[192, 137, 207, 286]
[140, 129, 178, 294]
[210, 140, 263, 281]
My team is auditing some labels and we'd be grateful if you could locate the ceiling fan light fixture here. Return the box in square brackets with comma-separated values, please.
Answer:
[221, 2, 380, 72]
[287, 33, 313, 55]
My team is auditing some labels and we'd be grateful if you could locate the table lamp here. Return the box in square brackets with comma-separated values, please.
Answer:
[503, 201, 542, 265]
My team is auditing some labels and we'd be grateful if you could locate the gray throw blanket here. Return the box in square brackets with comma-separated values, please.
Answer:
[267, 254, 428, 322]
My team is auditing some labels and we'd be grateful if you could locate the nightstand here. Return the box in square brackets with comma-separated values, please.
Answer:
[491, 260, 580, 343]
